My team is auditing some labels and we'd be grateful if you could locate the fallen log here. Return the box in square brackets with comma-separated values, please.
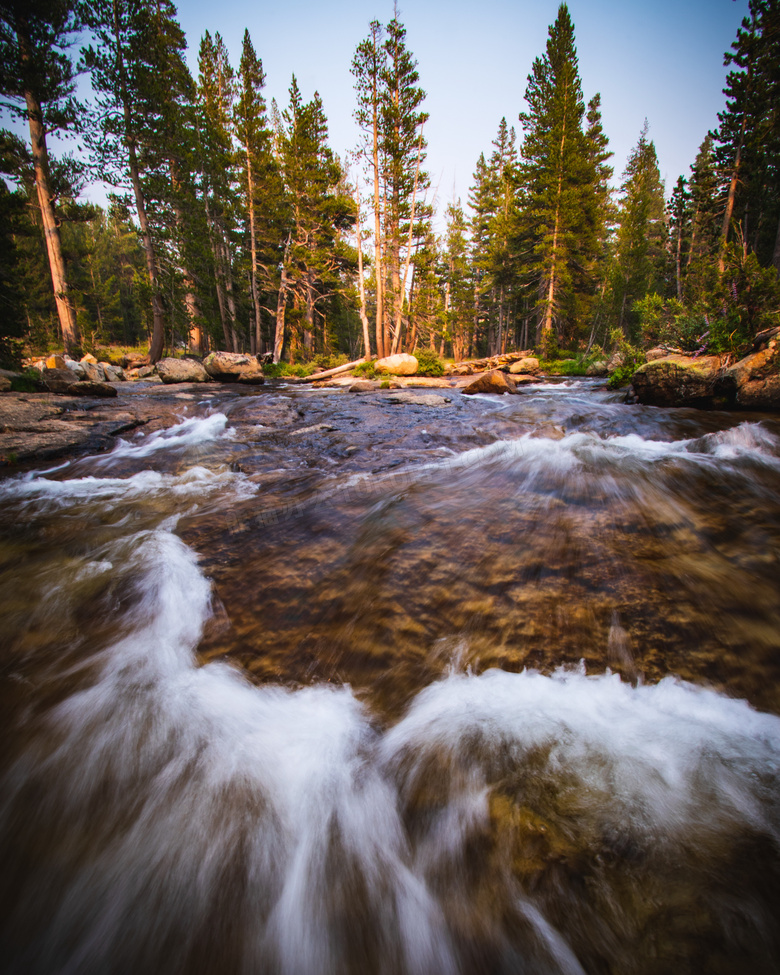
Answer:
[293, 356, 371, 382]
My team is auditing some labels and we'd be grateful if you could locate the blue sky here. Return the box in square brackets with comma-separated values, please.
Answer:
[2, 0, 748, 222]
[173, 0, 747, 214]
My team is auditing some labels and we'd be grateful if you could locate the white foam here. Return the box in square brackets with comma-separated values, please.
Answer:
[103, 412, 232, 461]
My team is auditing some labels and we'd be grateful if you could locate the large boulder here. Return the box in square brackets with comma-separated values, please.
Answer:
[80, 360, 107, 382]
[717, 327, 780, 410]
[157, 357, 210, 384]
[65, 360, 87, 379]
[42, 367, 79, 393]
[374, 353, 418, 376]
[462, 370, 518, 395]
[509, 357, 540, 375]
[100, 362, 125, 382]
[203, 351, 265, 384]
[45, 354, 68, 370]
[630, 354, 725, 408]
[80, 353, 98, 365]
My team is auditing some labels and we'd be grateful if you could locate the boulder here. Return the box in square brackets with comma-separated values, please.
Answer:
[45, 354, 68, 370]
[349, 380, 378, 392]
[126, 365, 157, 380]
[374, 353, 418, 376]
[80, 353, 98, 364]
[42, 367, 79, 393]
[203, 351, 265, 384]
[451, 363, 474, 376]
[462, 370, 518, 395]
[385, 392, 451, 407]
[157, 357, 210, 384]
[717, 331, 780, 410]
[80, 360, 107, 382]
[65, 360, 87, 379]
[645, 347, 671, 362]
[586, 360, 608, 377]
[630, 354, 725, 408]
[101, 362, 125, 382]
[509, 357, 540, 375]
[511, 373, 538, 385]
[0, 376, 11, 393]
[68, 381, 118, 398]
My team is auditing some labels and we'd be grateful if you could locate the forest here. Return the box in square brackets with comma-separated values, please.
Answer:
[0, 0, 778, 371]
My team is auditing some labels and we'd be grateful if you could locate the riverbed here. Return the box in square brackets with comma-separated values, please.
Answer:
[1, 378, 779, 974]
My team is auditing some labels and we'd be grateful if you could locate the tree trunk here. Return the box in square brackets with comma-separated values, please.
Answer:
[273, 239, 291, 363]
[370, 72, 385, 360]
[772, 212, 780, 277]
[111, 0, 164, 362]
[20, 83, 80, 355]
[355, 182, 372, 357]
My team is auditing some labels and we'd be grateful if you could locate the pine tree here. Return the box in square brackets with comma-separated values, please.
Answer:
[518, 3, 593, 354]
[82, 0, 192, 361]
[234, 29, 281, 354]
[668, 176, 690, 300]
[381, 14, 429, 356]
[0, 0, 82, 353]
[275, 77, 355, 361]
[713, 0, 780, 273]
[352, 20, 386, 356]
[443, 199, 472, 360]
[614, 122, 668, 337]
[196, 30, 239, 352]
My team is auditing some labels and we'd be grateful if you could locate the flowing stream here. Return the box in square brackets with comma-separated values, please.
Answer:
[2, 378, 780, 974]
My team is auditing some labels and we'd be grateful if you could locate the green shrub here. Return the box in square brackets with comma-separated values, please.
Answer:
[414, 348, 445, 377]
[352, 361, 377, 379]
[606, 328, 646, 389]
[537, 357, 588, 376]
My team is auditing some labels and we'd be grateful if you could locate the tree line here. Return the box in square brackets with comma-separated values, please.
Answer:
[1, 0, 778, 368]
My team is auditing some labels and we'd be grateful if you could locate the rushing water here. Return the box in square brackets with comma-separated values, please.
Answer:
[1, 379, 780, 974]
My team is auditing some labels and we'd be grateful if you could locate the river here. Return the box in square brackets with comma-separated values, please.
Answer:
[1, 378, 780, 974]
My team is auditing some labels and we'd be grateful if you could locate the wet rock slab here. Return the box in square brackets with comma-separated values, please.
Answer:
[0, 392, 145, 466]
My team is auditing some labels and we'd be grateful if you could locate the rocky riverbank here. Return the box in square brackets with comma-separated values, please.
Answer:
[628, 326, 780, 410]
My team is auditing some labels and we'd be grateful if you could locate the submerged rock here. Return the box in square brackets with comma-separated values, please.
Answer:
[374, 353, 418, 376]
[462, 370, 518, 395]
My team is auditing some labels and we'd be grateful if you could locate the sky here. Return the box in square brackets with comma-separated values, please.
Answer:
[2, 0, 749, 225]
[170, 0, 748, 219]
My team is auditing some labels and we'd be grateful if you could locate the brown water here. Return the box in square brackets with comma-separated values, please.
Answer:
[1, 378, 780, 974]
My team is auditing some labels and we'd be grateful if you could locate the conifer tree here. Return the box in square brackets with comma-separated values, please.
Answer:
[614, 122, 668, 337]
[518, 3, 593, 354]
[381, 15, 429, 356]
[196, 30, 240, 352]
[275, 77, 354, 360]
[713, 0, 780, 273]
[352, 20, 386, 356]
[234, 29, 282, 354]
[82, 0, 191, 361]
[0, 0, 82, 353]
[443, 199, 472, 360]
